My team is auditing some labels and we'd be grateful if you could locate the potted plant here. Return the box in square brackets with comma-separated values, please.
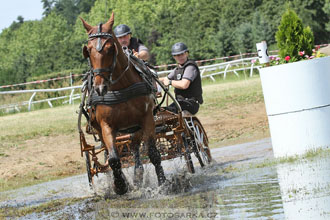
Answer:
[258, 9, 330, 158]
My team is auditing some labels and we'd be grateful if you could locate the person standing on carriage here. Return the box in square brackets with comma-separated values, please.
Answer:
[160, 42, 203, 115]
[114, 24, 150, 61]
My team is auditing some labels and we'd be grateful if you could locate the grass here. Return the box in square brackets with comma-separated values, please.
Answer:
[0, 104, 82, 149]
[0, 190, 223, 218]
[201, 79, 263, 115]
[0, 197, 86, 218]
[249, 147, 330, 169]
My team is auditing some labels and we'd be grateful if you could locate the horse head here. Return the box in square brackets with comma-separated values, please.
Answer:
[81, 13, 118, 96]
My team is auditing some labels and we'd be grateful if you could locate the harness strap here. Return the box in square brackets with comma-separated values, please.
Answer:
[93, 68, 112, 73]
[92, 45, 117, 83]
[91, 82, 151, 106]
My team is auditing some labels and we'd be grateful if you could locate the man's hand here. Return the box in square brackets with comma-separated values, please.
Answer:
[132, 49, 139, 58]
[132, 49, 149, 61]
[159, 77, 170, 86]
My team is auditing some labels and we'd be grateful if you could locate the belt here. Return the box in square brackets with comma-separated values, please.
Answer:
[177, 96, 199, 104]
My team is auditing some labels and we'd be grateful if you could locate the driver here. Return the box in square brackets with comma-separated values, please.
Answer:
[114, 24, 150, 61]
[159, 42, 203, 115]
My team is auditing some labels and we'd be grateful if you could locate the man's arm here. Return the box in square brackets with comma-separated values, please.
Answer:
[160, 77, 191, 89]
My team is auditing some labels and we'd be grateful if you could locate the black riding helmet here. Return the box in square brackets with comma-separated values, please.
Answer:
[114, 24, 131, 37]
[171, 42, 189, 55]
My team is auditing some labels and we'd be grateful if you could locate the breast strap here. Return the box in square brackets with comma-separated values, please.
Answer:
[90, 82, 151, 106]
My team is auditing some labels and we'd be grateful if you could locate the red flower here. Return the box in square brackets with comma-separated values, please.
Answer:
[285, 56, 291, 61]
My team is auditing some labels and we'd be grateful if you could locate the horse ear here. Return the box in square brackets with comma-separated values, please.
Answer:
[105, 12, 115, 29]
[80, 17, 92, 32]
[83, 46, 89, 58]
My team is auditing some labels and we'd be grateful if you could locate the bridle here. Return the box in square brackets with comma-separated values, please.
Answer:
[86, 23, 130, 85]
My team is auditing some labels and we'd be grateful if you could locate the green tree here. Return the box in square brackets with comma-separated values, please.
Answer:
[210, 19, 235, 57]
[8, 16, 25, 31]
[323, 0, 330, 32]
[289, 0, 329, 44]
[233, 22, 254, 54]
[42, 0, 55, 16]
[276, 9, 314, 60]
[42, 0, 96, 25]
[252, 11, 274, 48]
[1, 0, 329, 86]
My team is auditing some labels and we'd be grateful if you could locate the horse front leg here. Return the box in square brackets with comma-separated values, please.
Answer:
[143, 116, 166, 186]
[147, 136, 166, 185]
[131, 130, 144, 187]
[101, 124, 128, 195]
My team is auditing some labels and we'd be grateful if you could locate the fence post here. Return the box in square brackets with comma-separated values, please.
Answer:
[250, 63, 255, 77]
[28, 92, 37, 111]
[240, 51, 247, 79]
[200, 68, 206, 77]
[69, 89, 75, 104]
[70, 72, 73, 87]
[47, 101, 53, 108]
[224, 63, 231, 79]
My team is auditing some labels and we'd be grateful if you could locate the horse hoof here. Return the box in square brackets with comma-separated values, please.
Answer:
[113, 176, 128, 195]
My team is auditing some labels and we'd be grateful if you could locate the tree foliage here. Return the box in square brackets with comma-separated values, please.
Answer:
[276, 9, 314, 60]
[324, 0, 330, 32]
[0, 0, 329, 86]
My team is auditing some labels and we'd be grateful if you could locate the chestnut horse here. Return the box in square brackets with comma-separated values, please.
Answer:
[80, 13, 165, 195]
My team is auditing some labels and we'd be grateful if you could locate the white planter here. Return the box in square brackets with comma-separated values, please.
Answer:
[260, 56, 330, 158]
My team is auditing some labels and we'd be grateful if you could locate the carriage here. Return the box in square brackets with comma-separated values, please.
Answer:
[78, 88, 212, 187]
[77, 13, 212, 194]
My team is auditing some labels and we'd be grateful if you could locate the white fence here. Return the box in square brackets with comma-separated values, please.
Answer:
[0, 57, 260, 113]
[0, 86, 82, 113]
[157, 57, 261, 80]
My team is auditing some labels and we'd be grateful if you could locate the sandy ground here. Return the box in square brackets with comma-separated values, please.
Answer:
[0, 101, 270, 187]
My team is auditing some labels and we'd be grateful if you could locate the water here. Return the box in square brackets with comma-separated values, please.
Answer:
[277, 156, 330, 220]
[215, 168, 284, 219]
[1, 139, 329, 219]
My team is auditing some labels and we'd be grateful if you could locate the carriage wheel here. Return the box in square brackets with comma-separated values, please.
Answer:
[192, 120, 212, 167]
[85, 151, 94, 187]
[182, 133, 195, 173]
